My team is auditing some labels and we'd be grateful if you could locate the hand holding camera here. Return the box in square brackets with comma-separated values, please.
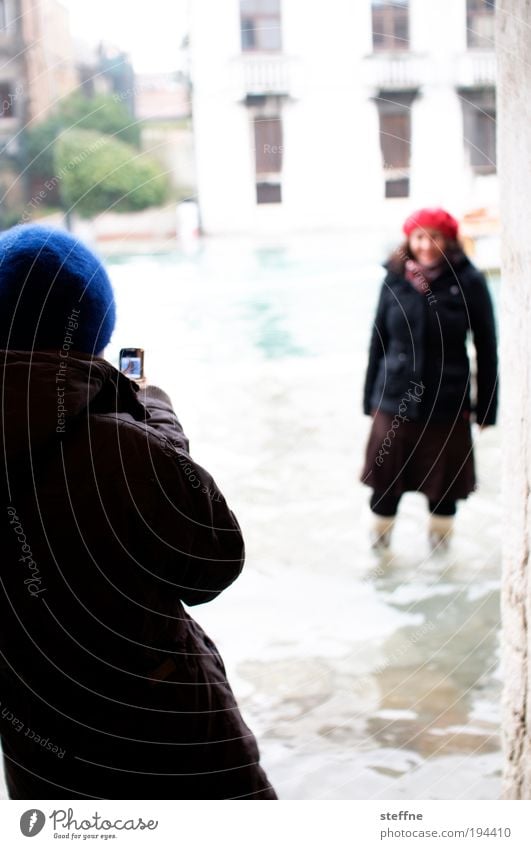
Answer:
[120, 347, 146, 388]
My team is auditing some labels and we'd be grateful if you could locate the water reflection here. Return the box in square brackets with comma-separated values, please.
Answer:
[245, 299, 307, 359]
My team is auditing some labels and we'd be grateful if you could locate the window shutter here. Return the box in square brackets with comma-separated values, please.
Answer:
[254, 117, 283, 174]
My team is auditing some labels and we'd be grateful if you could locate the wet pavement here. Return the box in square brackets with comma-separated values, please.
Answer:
[0, 233, 502, 799]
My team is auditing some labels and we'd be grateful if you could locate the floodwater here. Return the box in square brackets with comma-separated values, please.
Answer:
[0, 233, 502, 800]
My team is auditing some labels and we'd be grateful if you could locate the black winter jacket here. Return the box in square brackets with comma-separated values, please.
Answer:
[363, 254, 498, 425]
[0, 350, 276, 800]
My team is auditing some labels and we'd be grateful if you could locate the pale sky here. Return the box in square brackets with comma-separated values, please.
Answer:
[62, 0, 189, 73]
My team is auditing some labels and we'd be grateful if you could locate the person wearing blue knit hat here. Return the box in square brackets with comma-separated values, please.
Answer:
[0, 224, 116, 354]
[0, 225, 276, 801]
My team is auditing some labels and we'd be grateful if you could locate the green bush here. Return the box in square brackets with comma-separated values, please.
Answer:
[25, 93, 140, 180]
[54, 129, 168, 218]
[57, 93, 140, 148]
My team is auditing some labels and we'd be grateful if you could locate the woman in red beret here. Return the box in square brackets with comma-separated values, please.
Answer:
[361, 208, 498, 551]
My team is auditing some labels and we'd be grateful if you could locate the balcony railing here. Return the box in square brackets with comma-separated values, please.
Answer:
[231, 54, 294, 99]
[455, 51, 496, 88]
[362, 53, 426, 91]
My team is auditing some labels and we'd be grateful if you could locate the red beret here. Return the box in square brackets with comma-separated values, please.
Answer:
[403, 208, 459, 241]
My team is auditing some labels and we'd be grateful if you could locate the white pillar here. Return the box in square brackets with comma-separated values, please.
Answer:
[498, 0, 531, 800]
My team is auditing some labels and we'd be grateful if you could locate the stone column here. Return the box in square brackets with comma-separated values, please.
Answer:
[498, 0, 531, 800]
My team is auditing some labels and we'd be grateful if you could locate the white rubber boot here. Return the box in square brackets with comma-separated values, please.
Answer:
[428, 515, 453, 551]
[370, 515, 395, 550]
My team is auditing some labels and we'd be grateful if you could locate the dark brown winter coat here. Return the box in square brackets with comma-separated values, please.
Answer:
[0, 350, 276, 800]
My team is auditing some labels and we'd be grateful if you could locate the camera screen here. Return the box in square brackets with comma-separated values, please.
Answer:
[121, 357, 142, 379]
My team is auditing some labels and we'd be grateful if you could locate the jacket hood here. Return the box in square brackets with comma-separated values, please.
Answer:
[0, 349, 146, 465]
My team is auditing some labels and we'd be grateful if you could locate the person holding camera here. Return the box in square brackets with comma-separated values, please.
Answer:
[0, 224, 276, 800]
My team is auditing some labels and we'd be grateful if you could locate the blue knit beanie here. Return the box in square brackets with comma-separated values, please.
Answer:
[0, 224, 116, 354]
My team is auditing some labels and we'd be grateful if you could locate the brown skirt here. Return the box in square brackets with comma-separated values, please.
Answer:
[361, 411, 476, 501]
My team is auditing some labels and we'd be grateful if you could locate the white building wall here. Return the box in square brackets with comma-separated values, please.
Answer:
[409, 0, 468, 213]
[279, 0, 382, 231]
[190, 0, 252, 233]
[190, 0, 497, 236]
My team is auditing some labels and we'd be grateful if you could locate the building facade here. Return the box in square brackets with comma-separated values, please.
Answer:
[0, 0, 77, 215]
[189, 0, 497, 236]
[0, 0, 27, 166]
[0, 0, 77, 137]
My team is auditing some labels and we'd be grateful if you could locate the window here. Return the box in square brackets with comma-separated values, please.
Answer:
[0, 82, 15, 118]
[241, 0, 282, 52]
[467, 0, 495, 49]
[0, 1, 6, 30]
[460, 88, 496, 174]
[254, 116, 282, 172]
[380, 110, 410, 170]
[372, 0, 409, 51]
[254, 114, 282, 203]
[256, 183, 282, 203]
[376, 91, 415, 198]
